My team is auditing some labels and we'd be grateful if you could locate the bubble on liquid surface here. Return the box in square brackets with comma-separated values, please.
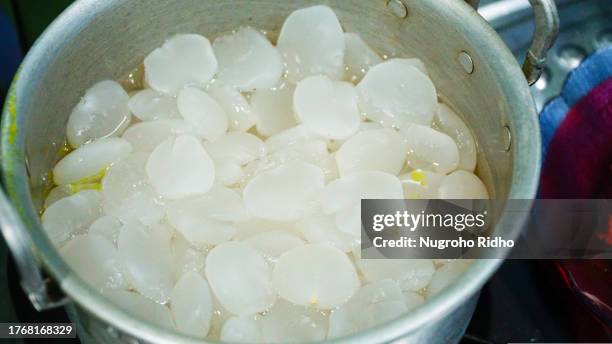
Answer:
[66, 80, 131, 148]
[294, 75, 360, 140]
[243, 161, 325, 221]
[53, 137, 132, 185]
[213, 27, 283, 92]
[277, 5, 345, 83]
[146, 135, 215, 200]
[357, 59, 437, 128]
[42, 190, 103, 245]
[144, 34, 217, 95]
[272, 244, 359, 309]
[171, 271, 213, 337]
[335, 128, 407, 176]
[177, 87, 228, 141]
[205, 242, 276, 316]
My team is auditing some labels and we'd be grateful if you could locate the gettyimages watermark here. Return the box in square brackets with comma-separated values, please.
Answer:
[361, 199, 612, 259]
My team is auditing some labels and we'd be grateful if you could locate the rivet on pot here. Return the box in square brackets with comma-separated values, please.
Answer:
[386, 0, 408, 18]
[458, 51, 474, 74]
[503, 125, 512, 152]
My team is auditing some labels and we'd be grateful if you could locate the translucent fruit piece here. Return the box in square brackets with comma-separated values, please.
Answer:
[343, 33, 383, 83]
[320, 171, 403, 214]
[272, 244, 359, 309]
[328, 279, 406, 338]
[357, 59, 437, 127]
[335, 128, 407, 176]
[53, 137, 132, 185]
[213, 27, 283, 92]
[260, 299, 328, 342]
[207, 82, 257, 131]
[277, 5, 345, 83]
[118, 221, 174, 303]
[122, 119, 194, 152]
[438, 170, 489, 199]
[401, 124, 460, 174]
[205, 242, 276, 316]
[294, 75, 360, 140]
[60, 234, 127, 290]
[297, 212, 357, 252]
[221, 316, 263, 343]
[66, 80, 130, 148]
[166, 186, 246, 245]
[146, 135, 215, 200]
[177, 87, 228, 141]
[42, 190, 103, 245]
[251, 82, 297, 137]
[400, 169, 445, 199]
[356, 259, 435, 292]
[88, 215, 122, 245]
[205, 132, 265, 166]
[171, 271, 213, 337]
[144, 34, 217, 95]
[243, 161, 325, 221]
[243, 231, 305, 260]
[102, 289, 175, 329]
[435, 104, 477, 172]
[128, 89, 180, 121]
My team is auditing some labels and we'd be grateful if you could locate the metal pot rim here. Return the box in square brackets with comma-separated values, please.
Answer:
[1, 0, 541, 342]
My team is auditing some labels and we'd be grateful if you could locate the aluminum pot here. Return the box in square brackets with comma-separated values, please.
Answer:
[0, 0, 558, 343]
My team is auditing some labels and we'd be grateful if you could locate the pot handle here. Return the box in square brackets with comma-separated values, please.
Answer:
[0, 188, 68, 310]
[466, 0, 560, 85]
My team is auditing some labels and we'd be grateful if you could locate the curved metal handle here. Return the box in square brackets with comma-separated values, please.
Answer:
[467, 0, 560, 85]
[0, 188, 68, 310]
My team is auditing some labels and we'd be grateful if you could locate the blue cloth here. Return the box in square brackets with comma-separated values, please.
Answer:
[539, 46, 612, 160]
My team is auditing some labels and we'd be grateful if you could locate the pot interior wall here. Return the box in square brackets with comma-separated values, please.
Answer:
[23, 0, 512, 220]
